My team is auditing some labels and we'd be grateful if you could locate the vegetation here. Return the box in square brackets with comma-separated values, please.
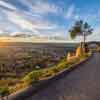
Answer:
[0, 87, 9, 99]
[69, 20, 93, 52]
[22, 52, 89, 87]
[0, 41, 91, 96]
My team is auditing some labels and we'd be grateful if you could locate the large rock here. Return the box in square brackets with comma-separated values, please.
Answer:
[76, 46, 82, 57]
[67, 52, 76, 63]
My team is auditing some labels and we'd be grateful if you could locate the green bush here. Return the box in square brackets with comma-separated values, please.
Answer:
[23, 57, 79, 84]
[53, 67, 60, 73]
[23, 54, 89, 86]
[23, 71, 44, 84]
[0, 87, 9, 97]
[42, 70, 54, 78]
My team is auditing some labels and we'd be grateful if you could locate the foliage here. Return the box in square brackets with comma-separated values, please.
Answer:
[69, 20, 93, 39]
[0, 87, 9, 97]
[9, 82, 28, 93]
[22, 53, 88, 86]
[7, 51, 89, 94]
[69, 20, 93, 53]
[23, 71, 43, 84]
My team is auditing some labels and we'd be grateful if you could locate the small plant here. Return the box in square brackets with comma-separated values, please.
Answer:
[42, 70, 54, 78]
[53, 67, 60, 73]
[23, 71, 43, 85]
[19, 52, 89, 94]
[0, 87, 9, 99]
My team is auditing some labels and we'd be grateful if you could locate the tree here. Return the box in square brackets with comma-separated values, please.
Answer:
[69, 20, 93, 53]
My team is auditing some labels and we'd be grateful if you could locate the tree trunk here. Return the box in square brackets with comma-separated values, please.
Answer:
[83, 33, 86, 53]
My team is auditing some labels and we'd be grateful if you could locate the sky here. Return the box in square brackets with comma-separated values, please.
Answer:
[0, 0, 100, 42]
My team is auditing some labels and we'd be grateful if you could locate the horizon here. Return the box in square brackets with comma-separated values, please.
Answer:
[0, 0, 100, 42]
[0, 37, 99, 43]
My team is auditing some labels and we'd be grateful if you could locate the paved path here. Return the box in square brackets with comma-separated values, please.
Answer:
[27, 53, 100, 100]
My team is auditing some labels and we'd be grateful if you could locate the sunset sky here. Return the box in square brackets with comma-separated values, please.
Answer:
[0, 0, 100, 42]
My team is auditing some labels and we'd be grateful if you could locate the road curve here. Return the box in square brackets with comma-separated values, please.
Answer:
[27, 53, 100, 100]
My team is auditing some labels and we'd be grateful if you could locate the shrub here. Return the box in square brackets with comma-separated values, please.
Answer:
[9, 83, 27, 93]
[23, 71, 43, 85]
[76, 46, 82, 57]
[22, 52, 89, 88]
[53, 67, 60, 73]
[0, 87, 9, 97]
[42, 70, 54, 78]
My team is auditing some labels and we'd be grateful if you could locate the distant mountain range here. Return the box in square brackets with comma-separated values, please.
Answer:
[0, 32, 67, 40]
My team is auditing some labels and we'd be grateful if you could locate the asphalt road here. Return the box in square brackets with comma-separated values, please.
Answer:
[27, 53, 100, 100]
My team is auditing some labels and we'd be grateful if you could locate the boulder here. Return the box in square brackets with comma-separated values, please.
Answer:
[76, 46, 82, 57]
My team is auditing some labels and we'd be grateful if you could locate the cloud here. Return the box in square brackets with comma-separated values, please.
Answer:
[32, 1, 59, 14]
[64, 4, 79, 21]
[0, 8, 59, 37]
[87, 27, 100, 41]
[18, 0, 60, 15]
[65, 4, 75, 19]
[0, 30, 4, 34]
[6, 11, 34, 30]
[74, 15, 80, 20]
[6, 11, 57, 29]
[0, 0, 63, 39]
[0, 0, 16, 10]
[0, 0, 99, 42]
